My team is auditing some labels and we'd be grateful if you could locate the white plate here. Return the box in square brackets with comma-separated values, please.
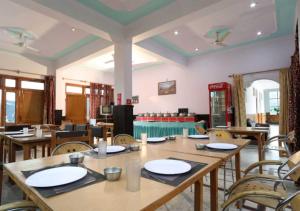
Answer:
[20, 129, 35, 132]
[215, 126, 229, 128]
[94, 145, 126, 154]
[206, 143, 238, 150]
[11, 134, 35, 138]
[188, 135, 209, 139]
[44, 134, 52, 138]
[147, 137, 166, 143]
[25, 166, 87, 187]
[3, 131, 23, 135]
[144, 159, 192, 175]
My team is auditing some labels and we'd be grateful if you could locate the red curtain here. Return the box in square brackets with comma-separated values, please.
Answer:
[43, 76, 55, 124]
[288, 22, 300, 150]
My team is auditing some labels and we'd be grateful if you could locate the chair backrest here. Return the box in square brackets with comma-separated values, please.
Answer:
[50, 130, 92, 153]
[5, 124, 31, 131]
[113, 134, 136, 145]
[74, 124, 87, 131]
[51, 141, 93, 156]
[210, 130, 232, 140]
[290, 191, 300, 210]
[287, 151, 300, 182]
[63, 124, 74, 131]
[195, 125, 206, 135]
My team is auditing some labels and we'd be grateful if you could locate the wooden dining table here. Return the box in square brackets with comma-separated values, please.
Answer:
[4, 146, 221, 211]
[209, 127, 269, 173]
[0, 132, 51, 162]
[147, 136, 250, 181]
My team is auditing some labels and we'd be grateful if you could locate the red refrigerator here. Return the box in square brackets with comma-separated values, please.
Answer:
[208, 82, 233, 128]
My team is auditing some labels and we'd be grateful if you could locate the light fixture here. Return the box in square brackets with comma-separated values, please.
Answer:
[250, 1, 256, 8]
[174, 30, 179, 35]
[195, 48, 199, 52]
[71, 28, 76, 32]
[257, 31, 262, 36]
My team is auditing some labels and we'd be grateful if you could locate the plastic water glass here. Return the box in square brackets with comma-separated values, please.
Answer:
[182, 128, 189, 138]
[36, 129, 42, 138]
[126, 159, 141, 192]
[23, 128, 29, 134]
[141, 133, 147, 145]
[98, 140, 107, 159]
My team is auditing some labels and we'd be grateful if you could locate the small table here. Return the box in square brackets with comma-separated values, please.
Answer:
[4, 146, 221, 211]
[148, 136, 250, 181]
[209, 127, 269, 173]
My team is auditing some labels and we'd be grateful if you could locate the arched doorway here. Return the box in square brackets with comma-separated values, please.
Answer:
[245, 79, 280, 135]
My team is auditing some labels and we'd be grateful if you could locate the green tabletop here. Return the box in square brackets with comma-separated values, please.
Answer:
[133, 121, 205, 139]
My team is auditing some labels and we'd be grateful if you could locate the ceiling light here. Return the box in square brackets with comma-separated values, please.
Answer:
[257, 31, 262, 36]
[250, 2, 256, 8]
[195, 48, 199, 52]
[174, 30, 179, 35]
[71, 28, 76, 32]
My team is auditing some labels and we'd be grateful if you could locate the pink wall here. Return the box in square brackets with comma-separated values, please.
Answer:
[132, 35, 294, 114]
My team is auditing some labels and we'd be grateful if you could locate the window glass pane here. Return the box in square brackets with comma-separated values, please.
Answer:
[21, 81, 44, 90]
[85, 88, 90, 95]
[269, 99, 279, 107]
[6, 92, 15, 123]
[5, 79, 16, 88]
[66, 86, 82, 94]
[86, 97, 90, 120]
[269, 91, 278, 99]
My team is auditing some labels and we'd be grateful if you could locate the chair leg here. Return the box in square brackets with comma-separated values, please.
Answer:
[223, 163, 226, 201]
[230, 158, 234, 183]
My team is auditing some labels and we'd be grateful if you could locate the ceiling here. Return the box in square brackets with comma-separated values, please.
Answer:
[0, 0, 296, 68]
[0, 0, 110, 59]
[152, 0, 296, 57]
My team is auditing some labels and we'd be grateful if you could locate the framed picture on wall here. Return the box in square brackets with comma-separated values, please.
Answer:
[132, 95, 139, 104]
[158, 80, 176, 95]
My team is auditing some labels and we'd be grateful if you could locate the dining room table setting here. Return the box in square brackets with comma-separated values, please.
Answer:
[4, 143, 222, 211]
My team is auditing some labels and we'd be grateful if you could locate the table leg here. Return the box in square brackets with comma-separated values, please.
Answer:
[9, 142, 16, 163]
[210, 168, 218, 211]
[194, 178, 203, 211]
[23, 145, 31, 160]
[256, 134, 263, 173]
[103, 127, 108, 141]
[235, 152, 241, 181]
[0, 136, 3, 163]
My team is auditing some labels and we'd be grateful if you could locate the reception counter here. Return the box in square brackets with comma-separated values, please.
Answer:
[133, 121, 205, 139]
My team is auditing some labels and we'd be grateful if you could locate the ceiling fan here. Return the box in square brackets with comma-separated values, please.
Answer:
[211, 31, 230, 47]
[0, 27, 39, 52]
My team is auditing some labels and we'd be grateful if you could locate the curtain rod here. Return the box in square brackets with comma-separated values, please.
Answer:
[0, 68, 49, 77]
[228, 68, 283, 77]
[62, 77, 89, 83]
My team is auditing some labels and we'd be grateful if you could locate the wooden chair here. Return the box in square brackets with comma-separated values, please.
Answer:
[222, 151, 300, 210]
[0, 200, 38, 211]
[90, 126, 103, 147]
[263, 130, 296, 157]
[208, 130, 235, 199]
[51, 141, 93, 156]
[195, 125, 206, 135]
[50, 130, 93, 153]
[74, 124, 87, 131]
[113, 134, 136, 145]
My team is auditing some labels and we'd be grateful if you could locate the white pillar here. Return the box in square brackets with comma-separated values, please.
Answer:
[114, 39, 132, 104]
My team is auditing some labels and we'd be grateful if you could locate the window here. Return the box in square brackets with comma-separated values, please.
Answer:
[21, 81, 44, 90]
[85, 88, 90, 95]
[6, 92, 16, 123]
[66, 85, 83, 94]
[5, 79, 16, 88]
[86, 96, 90, 120]
[269, 90, 280, 115]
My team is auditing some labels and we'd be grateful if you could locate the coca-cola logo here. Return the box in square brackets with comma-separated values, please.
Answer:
[209, 83, 225, 89]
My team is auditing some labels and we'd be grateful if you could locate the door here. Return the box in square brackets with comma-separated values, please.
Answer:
[18, 90, 44, 124]
[66, 94, 86, 123]
[210, 90, 226, 127]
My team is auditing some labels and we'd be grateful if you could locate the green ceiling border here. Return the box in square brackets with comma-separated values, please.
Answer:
[50, 35, 104, 60]
[153, 0, 297, 58]
[77, 0, 174, 25]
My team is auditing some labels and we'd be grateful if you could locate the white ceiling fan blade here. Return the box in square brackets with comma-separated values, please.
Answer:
[218, 31, 230, 43]
[25, 45, 39, 52]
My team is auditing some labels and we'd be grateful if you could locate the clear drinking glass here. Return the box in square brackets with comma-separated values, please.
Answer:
[98, 140, 107, 159]
[36, 129, 42, 138]
[141, 133, 147, 145]
[126, 159, 141, 192]
[182, 128, 188, 138]
[23, 127, 29, 134]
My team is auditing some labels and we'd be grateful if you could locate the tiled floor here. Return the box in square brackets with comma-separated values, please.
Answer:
[1, 125, 298, 210]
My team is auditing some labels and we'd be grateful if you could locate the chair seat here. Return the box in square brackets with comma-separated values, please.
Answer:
[230, 181, 287, 208]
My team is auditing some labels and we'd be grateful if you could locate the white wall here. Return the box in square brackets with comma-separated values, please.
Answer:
[0, 51, 49, 79]
[56, 67, 114, 115]
[132, 35, 294, 114]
